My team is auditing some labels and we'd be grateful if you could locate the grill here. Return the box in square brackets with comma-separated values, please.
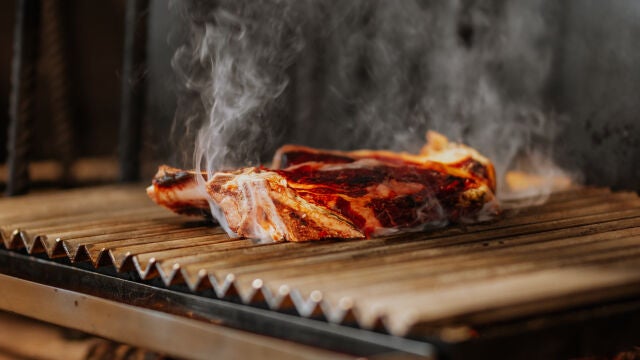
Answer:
[2, 185, 640, 358]
[2, 1, 640, 358]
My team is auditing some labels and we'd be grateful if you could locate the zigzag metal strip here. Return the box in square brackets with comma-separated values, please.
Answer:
[0, 223, 373, 332]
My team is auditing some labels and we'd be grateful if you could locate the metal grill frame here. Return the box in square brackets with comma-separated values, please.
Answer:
[0, 248, 436, 358]
[2, 248, 640, 359]
[2, 186, 640, 358]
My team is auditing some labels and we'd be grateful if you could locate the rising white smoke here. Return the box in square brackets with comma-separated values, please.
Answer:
[171, 0, 572, 206]
[170, 0, 304, 172]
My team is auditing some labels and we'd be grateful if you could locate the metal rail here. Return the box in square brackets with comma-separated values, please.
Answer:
[118, 0, 149, 183]
[0, 273, 351, 360]
[6, 0, 40, 196]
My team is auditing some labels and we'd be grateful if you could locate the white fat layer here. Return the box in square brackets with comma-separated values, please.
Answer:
[174, 184, 207, 203]
[147, 181, 208, 208]
[237, 173, 288, 243]
[209, 170, 288, 243]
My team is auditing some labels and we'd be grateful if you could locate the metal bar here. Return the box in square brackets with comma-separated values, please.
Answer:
[118, 0, 149, 182]
[0, 273, 352, 360]
[6, 0, 41, 196]
[41, 0, 74, 186]
[2, 247, 640, 359]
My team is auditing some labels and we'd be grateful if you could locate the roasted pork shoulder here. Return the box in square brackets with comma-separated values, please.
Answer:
[147, 132, 499, 242]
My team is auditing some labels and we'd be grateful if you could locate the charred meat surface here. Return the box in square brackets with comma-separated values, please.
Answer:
[273, 131, 497, 192]
[147, 132, 499, 242]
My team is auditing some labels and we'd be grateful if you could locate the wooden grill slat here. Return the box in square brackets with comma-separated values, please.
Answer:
[307, 231, 640, 307]
[379, 257, 640, 335]
[132, 239, 257, 279]
[10, 207, 170, 234]
[467, 192, 640, 230]
[173, 207, 640, 293]
[82, 227, 226, 267]
[227, 223, 640, 314]
[0, 186, 150, 223]
[1, 185, 639, 337]
[226, 224, 640, 300]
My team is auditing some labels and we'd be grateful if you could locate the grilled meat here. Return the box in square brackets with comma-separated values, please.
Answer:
[273, 131, 496, 192]
[147, 132, 499, 242]
[208, 160, 497, 241]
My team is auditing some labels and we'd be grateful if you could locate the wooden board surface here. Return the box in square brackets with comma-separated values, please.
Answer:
[1, 185, 640, 337]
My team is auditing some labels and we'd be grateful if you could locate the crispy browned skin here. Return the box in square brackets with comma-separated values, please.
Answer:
[147, 132, 500, 242]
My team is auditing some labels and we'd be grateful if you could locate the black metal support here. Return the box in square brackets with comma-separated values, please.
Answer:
[6, 0, 41, 196]
[118, 0, 149, 183]
[41, 0, 74, 187]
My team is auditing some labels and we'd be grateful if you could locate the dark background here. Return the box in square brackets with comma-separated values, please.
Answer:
[0, 0, 638, 191]
[0, 0, 126, 161]
[551, 1, 640, 190]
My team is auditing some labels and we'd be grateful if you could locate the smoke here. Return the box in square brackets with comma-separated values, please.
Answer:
[171, 0, 571, 202]
[170, 0, 304, 172]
